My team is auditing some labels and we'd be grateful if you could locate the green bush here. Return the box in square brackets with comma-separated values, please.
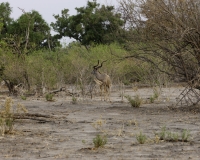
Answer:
[136, 132, 147, 144]
[21, 95, 27, 100]
[159, 126, 167, 140]
[45, 93, 54, 101]
[93, 134, 107, 148]
[125, 95, 142, 107]
[0, 98, 27, 135]
[71, 96, 77, 104]
[181, 129, 190, 142]
[0, 42, 153, 92]
[158, 126, 191, 142]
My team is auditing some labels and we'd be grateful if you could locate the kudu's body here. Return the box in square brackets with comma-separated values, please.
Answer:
[92, 60, 111, 101]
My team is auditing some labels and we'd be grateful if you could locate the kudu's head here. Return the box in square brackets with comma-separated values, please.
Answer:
[91, 60, 107, 75]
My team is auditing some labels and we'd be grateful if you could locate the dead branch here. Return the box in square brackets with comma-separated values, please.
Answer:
[49, 87, 66, 94]
[176, 75, 200, 107]
[14, 113, 53, 119]
[14, 113, 55, 122]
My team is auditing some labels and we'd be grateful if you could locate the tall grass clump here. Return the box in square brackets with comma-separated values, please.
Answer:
[157, 126, 191, 142]
[45, 93, 54, 101]
[0, 97, 27, 135]
[125, 95, 142, 107]
[136, 132, 147, 144]
[181, 129, 190, 142]
[93, 134, 107, 148]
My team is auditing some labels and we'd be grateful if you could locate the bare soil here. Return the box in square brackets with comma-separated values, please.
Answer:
[0, 85, 200, 160]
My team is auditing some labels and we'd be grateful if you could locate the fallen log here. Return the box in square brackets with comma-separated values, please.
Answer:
[49, 87, 66, 94]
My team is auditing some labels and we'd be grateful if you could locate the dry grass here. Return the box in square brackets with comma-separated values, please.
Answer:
[0, 97, 27, 136]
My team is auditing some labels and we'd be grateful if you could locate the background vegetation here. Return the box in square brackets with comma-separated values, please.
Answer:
[0, 0, 199, 94]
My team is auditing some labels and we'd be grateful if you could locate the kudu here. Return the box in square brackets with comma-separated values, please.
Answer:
[92, 60, 111, 101]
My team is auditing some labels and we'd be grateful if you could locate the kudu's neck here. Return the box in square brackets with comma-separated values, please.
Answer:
[94, 70, 104, 81]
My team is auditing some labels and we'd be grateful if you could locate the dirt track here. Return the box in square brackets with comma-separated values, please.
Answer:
[0, 86, 200, 160]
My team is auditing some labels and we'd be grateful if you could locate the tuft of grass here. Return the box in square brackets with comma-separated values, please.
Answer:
[0, 97, 27, 136]
[153, 87, 159, 99]
[159, 126, 167, 140]
[82, 140, 86, 144]
[71, 96, 77, 104]
[166, 132, 179, 142]
[150, 96, 155, 103]
[93, 134, 107, 148]
[21, 95, 27, 100]
[181, 129, 190, 142]
[45, 93, 54, 101]
[149, 88, 160, 103]
[136, 132, 147, 144]
[125, 95, 142, 107]
[157, 126, 191, 142]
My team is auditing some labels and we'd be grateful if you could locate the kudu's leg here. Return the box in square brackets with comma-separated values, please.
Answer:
[100, 84, 103, 101]
[107, 86, 110, 101]
[106, 84, 111, 102]
[104, 85, 107, 101]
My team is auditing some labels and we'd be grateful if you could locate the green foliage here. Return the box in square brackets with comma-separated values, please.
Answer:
[158, 126, 191, 142]
[166, 132, 179, 142]
[71, 96, 77, 104]
[0, 52, 25, 93]
[136, 132, 147, 144]
[0, 39, 152, 93]
[93, 134, 107, 148]
[51, 1, 123, 45]
[27, 52, 58, 88]
[0, 42, 147, 93]
[159, 126, 167, 140]
[21, 95, 27, 100]
[0, 2, 13, 39]
[181, 129, 190, 142]
[45, 93, 54, 101]
[125, 95, 142, 107]
[149, 88, 160, 103]
[0, 65, 5, 78]
[8, 10, 53, 53]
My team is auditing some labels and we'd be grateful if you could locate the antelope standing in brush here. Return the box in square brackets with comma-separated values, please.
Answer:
[92, 60, 111, 101]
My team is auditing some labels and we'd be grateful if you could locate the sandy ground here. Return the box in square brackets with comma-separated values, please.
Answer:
[0, 85, 200, 160]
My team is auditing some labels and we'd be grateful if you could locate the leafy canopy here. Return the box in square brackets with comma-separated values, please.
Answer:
[51, 0, 123, 46]
[0, 2, 13, 39]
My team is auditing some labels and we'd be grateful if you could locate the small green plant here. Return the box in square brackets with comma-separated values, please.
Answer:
[181, 129, 190, 142]
[21, 95, 27, 100]
[158, 127, 191, 142]
[159, 126, 167, 140]
[136, 132, 147, 144]
[125, 95, 142, 107]
[166, 132, 179, 142]
[71, 96, 77, 104]
[150, 96, 155, 103]
[149, 88, 159, 103]
[93, 134, 107, 148]
[173, 133, 179, 142]
[82, 140, 86, 144]
[45, 93, 54, 101]
[153, 87, 159, 99]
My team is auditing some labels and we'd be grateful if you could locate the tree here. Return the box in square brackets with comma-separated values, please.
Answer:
[0, 2, 13, 39]
[51, 0, 124, 46]
[0, 2, 61, 53]
[118, 0, 200, 86]
[6, 9, 53, 55]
